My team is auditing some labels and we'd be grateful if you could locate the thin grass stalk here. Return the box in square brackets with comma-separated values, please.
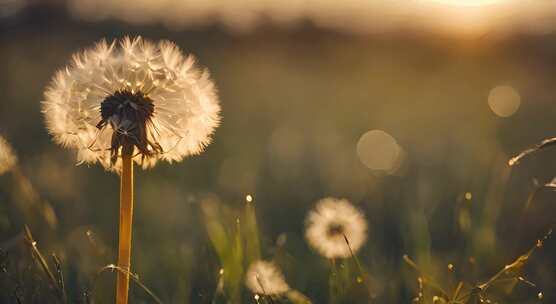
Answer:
[92, 264, 163, 304]
[52, 254, 67, 303]
[402, 255, 451, 300]
[23, 226, 57, 288]
[255, 274, 276, 304]
[343, 235, 366, 280]
[116, 151, 134, 304]
[508, 136, 556, 166]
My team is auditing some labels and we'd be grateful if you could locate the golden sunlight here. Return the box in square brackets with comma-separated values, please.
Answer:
[427, 0, 508, 7]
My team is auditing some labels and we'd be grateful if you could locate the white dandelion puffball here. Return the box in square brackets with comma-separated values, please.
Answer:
[0, 136, 17, 175]
[305, 197, 367, 259]
[42, 36, 220, 171]
[245, 260, 290, 295]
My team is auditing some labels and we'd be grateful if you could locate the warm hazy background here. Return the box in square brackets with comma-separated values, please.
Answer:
[1, 0, 556, 303]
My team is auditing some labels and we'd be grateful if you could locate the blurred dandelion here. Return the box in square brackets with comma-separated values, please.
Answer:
[245, 260, 290, 296]
[0, 135, 17, 175]
[42, 36, 220, 304]
[305, 197, 367, 259]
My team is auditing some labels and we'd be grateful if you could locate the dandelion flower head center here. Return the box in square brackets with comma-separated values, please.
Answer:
[97, 90, 161, 161]
[326, 222, 346, 239]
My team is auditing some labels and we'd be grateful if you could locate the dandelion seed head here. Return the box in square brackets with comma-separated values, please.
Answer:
[245, 260, 289, 295]
[305, 197, 367, 259]
[0, 136, 17, 175]
[42, 36, 220, 172]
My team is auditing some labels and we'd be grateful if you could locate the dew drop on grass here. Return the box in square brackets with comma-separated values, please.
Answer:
[464, 192, 472, 201]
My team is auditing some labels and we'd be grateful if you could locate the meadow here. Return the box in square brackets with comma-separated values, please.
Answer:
[0, 2, 555, 303]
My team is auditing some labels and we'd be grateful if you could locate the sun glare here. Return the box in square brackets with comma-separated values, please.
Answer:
[428, 0, 508, 7]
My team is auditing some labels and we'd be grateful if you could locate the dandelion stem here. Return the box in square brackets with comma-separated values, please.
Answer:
[116, 151, 134, 304]
[343, 234, 365, 281]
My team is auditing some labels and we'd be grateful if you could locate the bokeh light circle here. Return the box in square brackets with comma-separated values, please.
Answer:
[356, 130, 401, 173]
[488, 85, 521, 117]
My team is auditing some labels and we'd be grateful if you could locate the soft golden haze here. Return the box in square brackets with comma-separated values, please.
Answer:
[426, 0, 509, 6]
[2, 1, 556, 302]
[65, 0, 556, 36]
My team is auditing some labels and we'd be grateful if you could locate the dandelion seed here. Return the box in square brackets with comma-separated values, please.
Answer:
[0, 136, 17, 175]
[305, 197, 367, 259]
[42, 36, 220, 172]
[538, 292, 543, 300]
[245, 260, 289, 296]
[246, 194, 253, 202]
